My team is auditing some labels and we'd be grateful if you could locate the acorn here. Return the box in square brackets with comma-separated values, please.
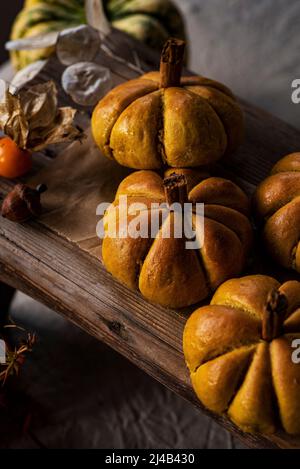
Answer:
[1, 183, 47, 223]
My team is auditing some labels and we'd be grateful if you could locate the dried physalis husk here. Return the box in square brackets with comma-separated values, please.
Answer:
[6, 31, 59, 52]
[85, 0, 111, 36]
[62, 62, 112, 106]
[0, 80, 7, 108]
[0, 81, 84, 151]
[56, 25, 100, 66]
[10, 60, 47, 92]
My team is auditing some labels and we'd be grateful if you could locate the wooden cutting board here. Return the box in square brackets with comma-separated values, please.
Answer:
[1, 28, 300, 448]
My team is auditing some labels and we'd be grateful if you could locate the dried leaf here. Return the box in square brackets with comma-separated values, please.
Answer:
[21, 81, 58, 130]
[10, 60, 47, 92]
[85, 0, 111, 36]
[0, 80, 10, 126]
[0, 78, 7, 96]
[56, 25, 100, 66]
[28, 107, 80, 152]
[5, 31, 59, 51]
[0, 81, 84, 151]
[62, 62, 112, 106]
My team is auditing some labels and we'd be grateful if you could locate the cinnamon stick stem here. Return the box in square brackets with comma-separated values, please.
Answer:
[160, 38, 186, 88]
[163, 173, 188, 207]
[262, 290, 287, 341]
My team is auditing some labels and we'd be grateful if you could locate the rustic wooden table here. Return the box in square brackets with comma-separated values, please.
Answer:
[1, 29, 300, 449]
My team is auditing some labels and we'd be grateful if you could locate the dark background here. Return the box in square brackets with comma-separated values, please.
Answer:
[1, 1, 23, 64]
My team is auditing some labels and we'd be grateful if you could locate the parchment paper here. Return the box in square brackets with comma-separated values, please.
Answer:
[30, 128, 131, 258]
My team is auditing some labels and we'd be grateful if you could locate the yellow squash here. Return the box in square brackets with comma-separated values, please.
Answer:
[11, 0, 186, 70]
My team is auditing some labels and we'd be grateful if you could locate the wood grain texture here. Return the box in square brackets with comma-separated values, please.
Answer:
[1, 28, 300, 449]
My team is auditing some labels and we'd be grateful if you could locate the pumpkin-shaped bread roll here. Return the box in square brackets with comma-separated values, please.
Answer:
[184, 275, 300, 434]
[253, 153, 300, 272]
[102, 169, 252, 308]
[92, 39, 244, 169]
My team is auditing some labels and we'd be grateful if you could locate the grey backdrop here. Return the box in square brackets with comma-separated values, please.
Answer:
[176, 0, 300, 128]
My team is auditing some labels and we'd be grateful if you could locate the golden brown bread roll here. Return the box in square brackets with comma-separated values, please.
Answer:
[102, 169, 253, 308]
[183, 275, 300, 434]
[92, 39, 244, 170]
[253, 152, 300, 272]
